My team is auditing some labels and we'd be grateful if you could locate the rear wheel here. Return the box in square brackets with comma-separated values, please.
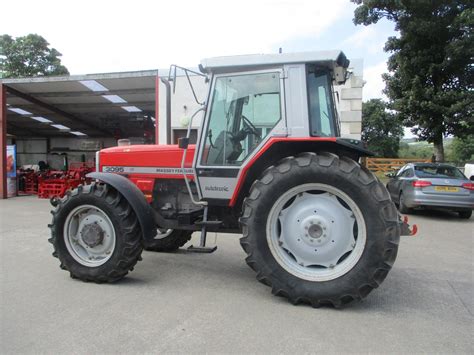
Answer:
[144, 229, 193, 252]
[459, 210, 472, 219]
[239, 152, 400, 307]
[48, 183, 143, 283]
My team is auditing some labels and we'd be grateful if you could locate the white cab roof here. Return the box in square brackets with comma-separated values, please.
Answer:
[200, 50, 348, 73]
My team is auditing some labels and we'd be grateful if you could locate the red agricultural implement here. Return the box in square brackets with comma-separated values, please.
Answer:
[38, 162, 95, 199]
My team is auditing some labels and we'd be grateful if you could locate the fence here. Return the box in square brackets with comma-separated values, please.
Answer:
[364, 158, 431, 173]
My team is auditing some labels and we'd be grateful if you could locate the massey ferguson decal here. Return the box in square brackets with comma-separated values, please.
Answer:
[102, 166, 194, 175]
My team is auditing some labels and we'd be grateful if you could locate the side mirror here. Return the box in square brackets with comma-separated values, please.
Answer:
[178, 137, 189, 149]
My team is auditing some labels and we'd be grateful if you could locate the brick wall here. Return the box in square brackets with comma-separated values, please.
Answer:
[335, 59, 363, 140]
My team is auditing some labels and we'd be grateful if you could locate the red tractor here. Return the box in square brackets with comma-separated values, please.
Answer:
[49, 51, 414, 307]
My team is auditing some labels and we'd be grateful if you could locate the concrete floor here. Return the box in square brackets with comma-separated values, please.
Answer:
[1, 196, 473, 354]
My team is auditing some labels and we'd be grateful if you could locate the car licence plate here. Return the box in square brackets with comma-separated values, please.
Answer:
[434, 186, 459, 192]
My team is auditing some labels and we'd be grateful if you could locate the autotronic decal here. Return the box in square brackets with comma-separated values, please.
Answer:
[102, 166, 194, 175]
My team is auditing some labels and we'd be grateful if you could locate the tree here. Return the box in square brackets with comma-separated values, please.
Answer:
[362, 99, 403, 157]
[0, 34, 69, 78]
[448, 135, 474, 163]
[352, 0, 474, 162]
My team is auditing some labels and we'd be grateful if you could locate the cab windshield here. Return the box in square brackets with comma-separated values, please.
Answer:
[201, 72, 282, 166]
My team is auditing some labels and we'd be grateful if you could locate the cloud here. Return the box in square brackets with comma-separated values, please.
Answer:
[342, 26, 386, 55]
[363, 61, 387, 101]
[0, 0, 348, 74]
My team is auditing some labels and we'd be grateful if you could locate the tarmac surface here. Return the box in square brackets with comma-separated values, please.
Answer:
[1, 196, 473, 353]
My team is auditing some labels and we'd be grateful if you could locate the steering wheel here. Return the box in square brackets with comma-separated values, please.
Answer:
[242, 115, 262, 139]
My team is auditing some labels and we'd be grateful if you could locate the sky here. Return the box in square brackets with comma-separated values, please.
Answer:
[2, 0, 413, 135]
[1, 0, 400, 100]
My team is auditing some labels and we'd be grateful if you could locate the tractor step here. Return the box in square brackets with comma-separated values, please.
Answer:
[185, 206, 218, 253]
[187, 245, 218, 253]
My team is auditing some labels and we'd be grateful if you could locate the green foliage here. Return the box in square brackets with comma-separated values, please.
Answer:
[447, 135, 474, 163]
[352, 0, 474, 161]
[0, 34, 69, 78]
[398, 141, 434, 160]
[362, 99, 403, 157]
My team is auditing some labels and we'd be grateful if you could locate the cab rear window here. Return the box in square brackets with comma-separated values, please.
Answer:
[414, 166, 465, 179]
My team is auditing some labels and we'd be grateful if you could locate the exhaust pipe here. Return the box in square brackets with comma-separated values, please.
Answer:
[160, 77, 172, 145]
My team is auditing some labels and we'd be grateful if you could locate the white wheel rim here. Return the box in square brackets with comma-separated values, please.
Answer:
[64, 205, 116, 267]
[154, 228, 173, 240]
[266, 183, 367, 282]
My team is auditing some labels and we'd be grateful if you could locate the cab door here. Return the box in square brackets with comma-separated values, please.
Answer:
[194, 69, 286, 203]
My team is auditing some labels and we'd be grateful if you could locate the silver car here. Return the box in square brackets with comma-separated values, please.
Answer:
[386, 163, 474, 219]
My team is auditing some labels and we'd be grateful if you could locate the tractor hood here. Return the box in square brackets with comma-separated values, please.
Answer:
[98, 144, 196, 175]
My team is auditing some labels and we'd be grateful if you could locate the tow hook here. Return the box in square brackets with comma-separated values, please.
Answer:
[400, 215, 418, 236]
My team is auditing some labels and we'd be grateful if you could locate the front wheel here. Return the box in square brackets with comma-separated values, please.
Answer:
[239, 152, 400, 307]
[48, 183, 143, 283]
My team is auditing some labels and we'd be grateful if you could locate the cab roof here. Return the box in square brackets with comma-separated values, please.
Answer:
[199, 50, 349, 74]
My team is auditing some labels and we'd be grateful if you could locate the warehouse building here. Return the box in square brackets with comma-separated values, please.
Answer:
[0, 59, 363, 199]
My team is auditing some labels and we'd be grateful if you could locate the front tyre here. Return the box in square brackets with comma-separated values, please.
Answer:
[49, 183, 143, 283]
[239, 152, 400, 307]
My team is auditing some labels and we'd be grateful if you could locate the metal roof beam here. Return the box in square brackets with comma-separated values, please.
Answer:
[5, 86, 112, 136]
[14, 88, 156, 98]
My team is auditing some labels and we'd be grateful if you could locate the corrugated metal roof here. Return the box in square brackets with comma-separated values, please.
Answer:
[1, 70, 161, 137]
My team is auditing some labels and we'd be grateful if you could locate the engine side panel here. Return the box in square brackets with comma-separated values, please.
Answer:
[99, 144, 195, 179]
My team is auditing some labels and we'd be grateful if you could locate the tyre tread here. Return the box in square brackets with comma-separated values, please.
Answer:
[239, 152, 400, 307]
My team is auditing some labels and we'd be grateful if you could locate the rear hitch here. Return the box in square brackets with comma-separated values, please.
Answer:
[400, 215, 418, 236]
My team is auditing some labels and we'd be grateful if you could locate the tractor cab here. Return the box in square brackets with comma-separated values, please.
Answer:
[184, 51, 356, 202]
[198, 51, 347, 168]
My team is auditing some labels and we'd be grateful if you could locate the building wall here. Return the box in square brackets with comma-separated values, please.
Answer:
[12, 137, 116, 169]
[157, 75, 207, 145]
[335, 58, 363, 140]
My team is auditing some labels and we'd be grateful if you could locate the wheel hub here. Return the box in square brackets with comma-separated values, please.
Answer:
[64, 205, 116, 267]
[267, 184, 366, 281]
[81, 223, 104, 247]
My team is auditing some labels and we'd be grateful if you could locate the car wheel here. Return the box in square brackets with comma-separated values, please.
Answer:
[458, 210, 472, 219]
[399, 192, 412, 214]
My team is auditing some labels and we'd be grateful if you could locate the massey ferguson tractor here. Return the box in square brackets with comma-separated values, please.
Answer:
[49, 50, 415, 307]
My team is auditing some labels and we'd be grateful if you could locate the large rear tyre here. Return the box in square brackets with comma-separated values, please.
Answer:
[144, 229, 193, 252]
[239, 152, 400, 307]
[48, 183, 143, 283]
[458, 210, 472, 219]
